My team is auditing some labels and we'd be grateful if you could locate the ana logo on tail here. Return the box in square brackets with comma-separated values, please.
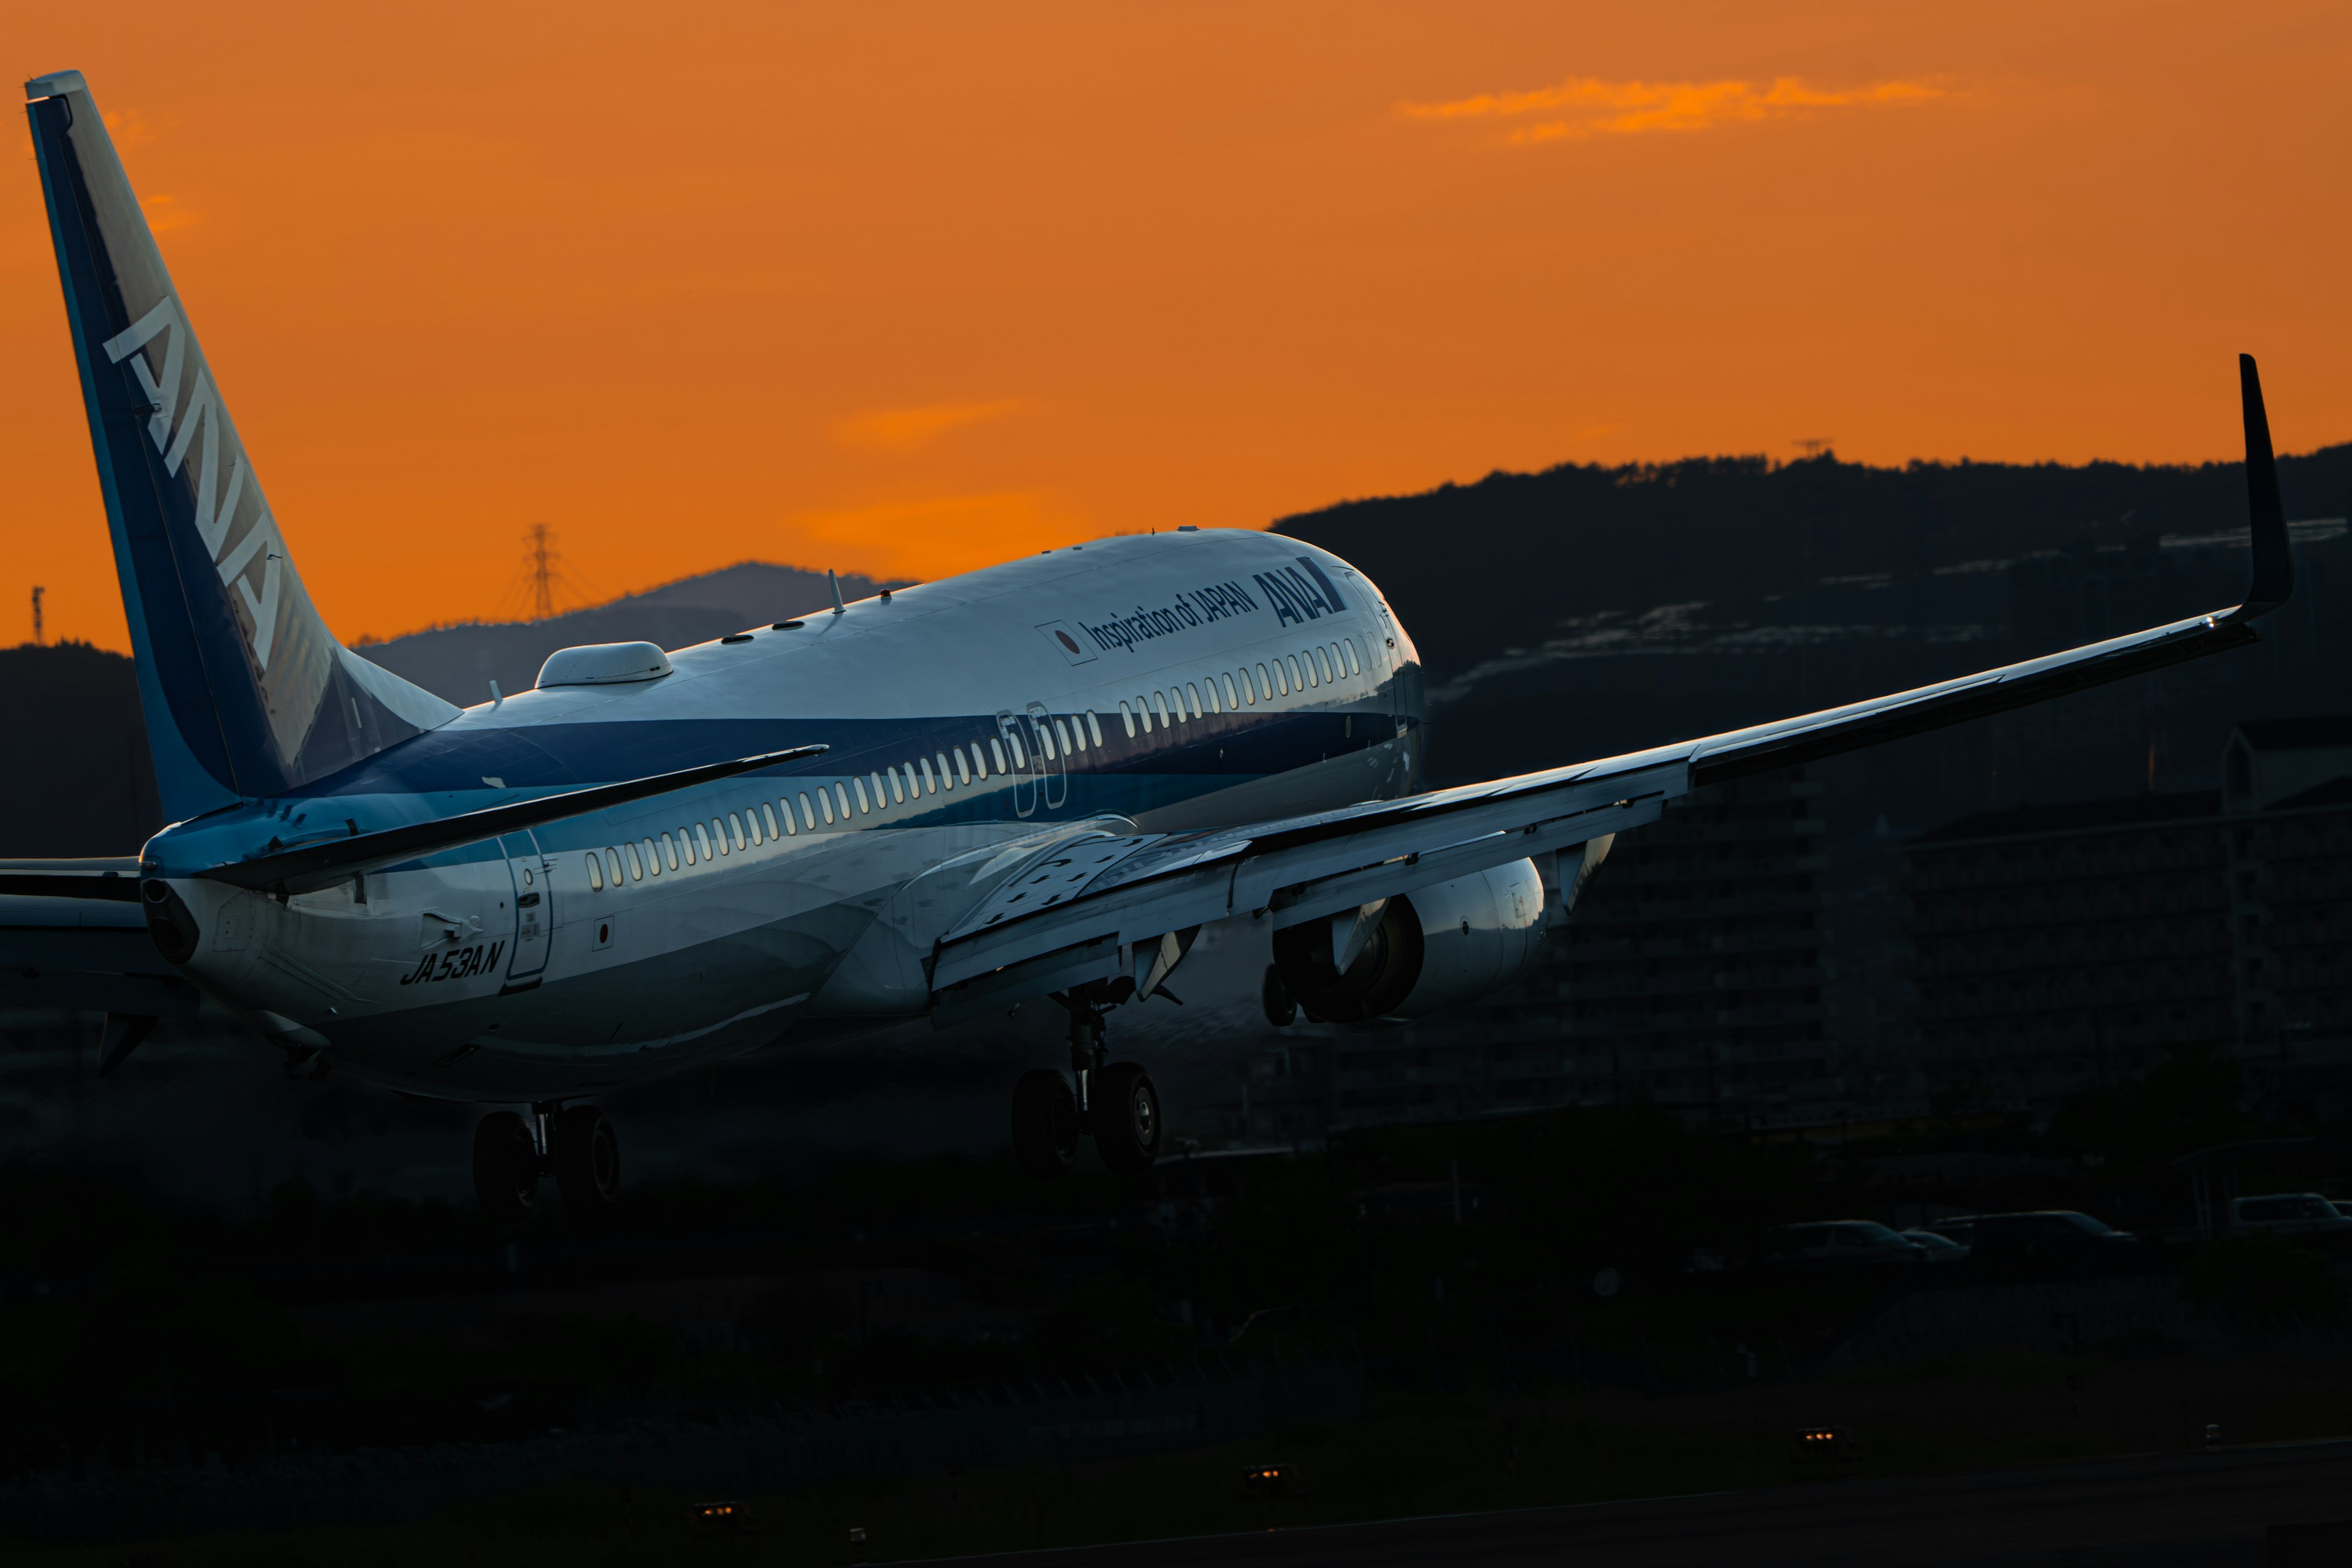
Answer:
[101, 298, 285, 668]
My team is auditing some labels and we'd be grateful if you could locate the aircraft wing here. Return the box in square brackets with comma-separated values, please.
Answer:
[928, 354, 2293, 1017]
[0, 859, 205, 1020]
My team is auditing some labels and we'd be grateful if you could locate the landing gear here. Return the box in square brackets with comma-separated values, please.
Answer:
[555, 1104, 621, 1215]
[1011, 1069, 1079, 1180]
[472, 1111, 539, 1223]
[1093, 1058, 1162, 1175]
[470, 1102, 621, 1219]
[1009, 986, 1163, 1179]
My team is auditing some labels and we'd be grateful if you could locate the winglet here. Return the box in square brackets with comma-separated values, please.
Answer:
[2231, 352, 2292, 620]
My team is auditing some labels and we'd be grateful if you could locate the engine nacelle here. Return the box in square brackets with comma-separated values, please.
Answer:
[1271, 858, 1547, 1027]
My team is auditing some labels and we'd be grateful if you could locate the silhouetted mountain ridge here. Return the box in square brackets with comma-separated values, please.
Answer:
[358, 562, 908, 706]
[1274, 445, 2352, 677]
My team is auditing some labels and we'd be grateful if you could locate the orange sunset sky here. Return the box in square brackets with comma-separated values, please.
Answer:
[4, 1, 2349, 652]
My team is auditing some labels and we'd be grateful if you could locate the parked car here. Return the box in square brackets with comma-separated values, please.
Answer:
[1768, 1221, 1928, 1266]
[1969, 1210, 2138, 1269]
[2229, 1193, 2352, 1237]
[1918, 1216, 1978, 1249]
[1901, 1228, 1971, 1262]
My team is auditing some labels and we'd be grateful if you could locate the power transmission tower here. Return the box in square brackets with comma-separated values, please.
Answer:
[526, 522, 557, 620]
[30, 586, 42, 647]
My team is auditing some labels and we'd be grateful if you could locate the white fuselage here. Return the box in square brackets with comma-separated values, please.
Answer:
[146, 530, 1424, 1101]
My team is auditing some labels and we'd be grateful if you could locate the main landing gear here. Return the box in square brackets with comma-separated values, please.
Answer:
[472, 1101, 621, 1222]
[1011, 984, 1163, 1180]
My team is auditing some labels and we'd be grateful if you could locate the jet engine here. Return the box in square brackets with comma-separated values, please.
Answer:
[1270, 858, 1547, 1027]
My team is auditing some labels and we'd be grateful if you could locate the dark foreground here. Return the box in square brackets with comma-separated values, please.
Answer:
[933, 1439, 2352, 1568]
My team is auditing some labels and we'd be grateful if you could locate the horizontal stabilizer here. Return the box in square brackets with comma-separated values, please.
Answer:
[201, 744, 827, 894]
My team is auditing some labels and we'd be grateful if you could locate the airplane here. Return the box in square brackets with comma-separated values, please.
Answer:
[9, 68, 2295, 1220]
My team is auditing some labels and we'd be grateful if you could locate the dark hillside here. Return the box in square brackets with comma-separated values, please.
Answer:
[1276, 445, 2352, 676]
[0, 641, 160, 857]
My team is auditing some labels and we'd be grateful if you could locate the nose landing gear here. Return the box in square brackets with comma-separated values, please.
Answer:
[1008, 984, 1163, 1179]
[470, 1101, 621, 1221]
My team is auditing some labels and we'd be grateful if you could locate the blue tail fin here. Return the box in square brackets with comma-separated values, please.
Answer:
[24, 70, 458, 822]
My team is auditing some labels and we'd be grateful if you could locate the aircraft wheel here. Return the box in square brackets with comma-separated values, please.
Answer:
[472, 1110, 539, 1223]
[554, 1104, 621, 1215]
[1011, 1068, 1079, 1180]
[1093, 1060, 1162, 1175]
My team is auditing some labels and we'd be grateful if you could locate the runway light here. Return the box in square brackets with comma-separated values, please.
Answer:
[690, 1501, 761, 1536]
[1792, 1427, 1855, 1463]
[1240, 1463, 1300, 1498]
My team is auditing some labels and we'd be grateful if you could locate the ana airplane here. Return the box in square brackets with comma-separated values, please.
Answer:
[11, 69, 2296, 1219]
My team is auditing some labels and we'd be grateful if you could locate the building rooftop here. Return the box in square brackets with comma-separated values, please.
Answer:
[1912, 790, 2221, 845]
[2264, 774, 2352, 813]
[2236, 715, 2352, 752]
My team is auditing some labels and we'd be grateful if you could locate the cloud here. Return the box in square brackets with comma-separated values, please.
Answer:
[1398, 75, 1941, 143]
[784, 490, 1091, 579]
[831, 399, 1025, 453]
[101, 108, 159, 150]
[139, 195, 199, 233]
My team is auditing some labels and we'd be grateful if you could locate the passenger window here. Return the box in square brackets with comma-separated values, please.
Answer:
[1009, 729, 1028, 766]
[954, 747, 973, 784]
[1038, 723, 1057, 760]
[715, 818, 733, 853]
[990, 737, 1009, 772]
[762, 804, 780, 839]
[1220, 672, 1239, 709]
[626, 842, 644, 880]
[881, 769, 902, 805]
[934, 752, 954, 789]
[833, 783, 851, 819]
[1119, 701, 1137, 737]
[1149, 691, 1169, 727]
[816, 789, 834, 825]
[642, 837, 660, 875]
[969, 745, 987, 779]
[1255, 663, 1273, 700]
[777, 801, 797, 836]
[1343, 638, 1362, 676]
[1313, 647, 1331, 684]
[1286, 654, 1305, 691]
[1066, 716, 1085, 751]
[919, 756, 937, 794]
[661, 831, 680, 869]
[1054, 718, 1073, 756]
[853, 777, 871, 813]
[744, 810, 761, 846]
[586, 852, 605, 891]
[1204, 678, 1221, 714]
[605, 848, 624, 883]
[1185, 683, 1202, 718]
[1085, 710, 1103, 747]
[680, 827, 698, 865]
[798, 792, 817, 829]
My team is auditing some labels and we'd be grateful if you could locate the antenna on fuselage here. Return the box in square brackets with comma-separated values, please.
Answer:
[827, 569, 846, 616]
